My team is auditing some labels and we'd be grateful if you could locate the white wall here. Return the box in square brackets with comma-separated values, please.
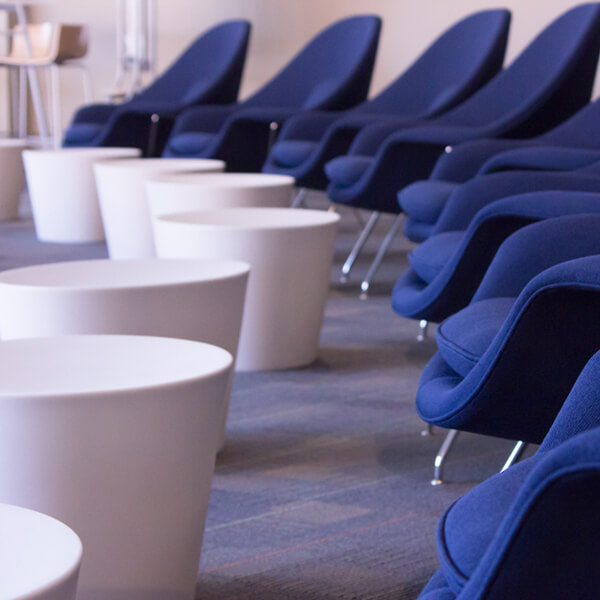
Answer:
[31, 0, 597, 131]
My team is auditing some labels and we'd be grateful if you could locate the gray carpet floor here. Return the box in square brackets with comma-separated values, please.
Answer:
[1, 196, 532, 600]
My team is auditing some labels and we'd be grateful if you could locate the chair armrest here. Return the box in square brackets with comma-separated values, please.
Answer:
[478, 146, 600, 175]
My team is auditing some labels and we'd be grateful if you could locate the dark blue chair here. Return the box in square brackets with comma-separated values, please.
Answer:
[393, 189, 600, 328]
[324, 3, 600, 294]
[261, 10, 510, 194]
[419, 348, 600, 600]
[398, 167, 600, 334]
[63, 20, 251, 156]
[417, 216, 600, 484]
[161, 15, 382, 172]
[401, 97, 600, 242]
[402, 153, 600, 242]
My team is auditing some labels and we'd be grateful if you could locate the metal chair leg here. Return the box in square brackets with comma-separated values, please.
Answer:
[417, 320, 429, 342]
[501, 440, 528, 472]
[291, 187, 307, 209]
[359, 214, 403, 299]
[421, 423, 434, 436]
[340, 211, 379, 283]
[49, 65, 61, 149]
[146, 113, 160, 157]
[267, 121, 279, 153]
[431, 429, 459, 486]
[352, 207, 366, 229]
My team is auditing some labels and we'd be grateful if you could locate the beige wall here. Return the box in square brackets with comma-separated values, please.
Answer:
[31, 0, 597, 131]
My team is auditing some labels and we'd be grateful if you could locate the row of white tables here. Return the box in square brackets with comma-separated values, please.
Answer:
[0, 144, 340, 599]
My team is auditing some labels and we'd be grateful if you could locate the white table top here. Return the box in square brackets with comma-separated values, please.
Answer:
[0, 502, 81, 599]
[0, 335, 232, 396]
[0, 258, 250, 289]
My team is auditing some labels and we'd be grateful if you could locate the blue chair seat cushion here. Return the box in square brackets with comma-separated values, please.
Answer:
[408, 231, 464, 284]
[325, 155, 372, 187]
[398, 181, 460, 224]
[437, 455, 541, 595]
[167, 131, 215, 156]
[270, 139, 317, 168]
[436, 297, 516, 377]
[63, 122, 103, 144]
[403, 217, 435, 243]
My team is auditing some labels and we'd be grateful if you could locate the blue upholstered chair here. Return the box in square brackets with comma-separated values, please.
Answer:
[401, 97, 600, 242]
[393, 189, 600, 327]
[395, 166, 600, 329]
[324, 3, 600, 294]
[261, 10, 510, 194]
[63, 20, 251, 156]
[402, 152, 600, 243]
[419, 348, 600, 600]
[161, 15, 382, 172]
[417, 215, 600, 483]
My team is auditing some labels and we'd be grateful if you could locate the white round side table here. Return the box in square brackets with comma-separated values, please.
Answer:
[94, 158, 225, 259]
[0, 258, 249, 450]
[146, 172, 295, 244]
[154, 207, 339, 371]
[23, 147, 141, 243]
[0, 502, 82, 600]
[0, 335, 232, 600]
[0, 139, 27, 221]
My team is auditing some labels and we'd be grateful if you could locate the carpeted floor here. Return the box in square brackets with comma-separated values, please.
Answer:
[1, 195, 530, 600]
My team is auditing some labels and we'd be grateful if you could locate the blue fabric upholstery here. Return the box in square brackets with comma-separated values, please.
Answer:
[403, 90, 600, 237]
[63, 20, 251, 155]
[435, 297, 515, 377]
[261, 10, 510, 190]
[399, 181, 461, 225]
[326, 4, 600, 214]
[408, 231, 464, 284]
[403, 164, 600, 242]
[162, 16, 382, 172]
[416, 216, 600, 443]
[477, 145, 600, 175]
[393, 187, 600, 322]
[419, 349, 600, 598]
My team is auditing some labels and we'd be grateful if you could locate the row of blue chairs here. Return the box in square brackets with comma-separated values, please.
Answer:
[371, 5, 600, 599]
[63, 15, 382, 162]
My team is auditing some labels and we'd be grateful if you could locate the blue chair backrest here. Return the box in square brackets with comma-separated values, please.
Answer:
[541, 345, 600, 451]
[542, 96, 600, 147]
[132, 20, 251, 106]
[243, 15, 381, 110]
[438, 4, 600, 136]
[365, 9, 510, 118]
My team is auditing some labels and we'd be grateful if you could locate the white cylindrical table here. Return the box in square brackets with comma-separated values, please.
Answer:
[0, 502, 82, 600]
[23, 147, 141, 243]
[146, 173, 295, 219]
[0, 258, 249, 450]
[146, 172, 295, 248]
[94, 158, 225, 259]
[0, 138, 27, 221]
[154, 207, 339, 371]
[0, 335, 232, 600]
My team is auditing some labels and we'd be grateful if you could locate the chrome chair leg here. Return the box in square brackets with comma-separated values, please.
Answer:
[292, 187, 307, 208]
[359, 214, 403, 299]
[417, 319, 429, 342]
[431, 429, 459, 486]
[421, 423, 434, 436]
[340, 211, 379, 283]
[352, 207, 366, 229]
[146, 113, 160, 157]
[267, 120, 279, 153]
[501, 440, 528, 472]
